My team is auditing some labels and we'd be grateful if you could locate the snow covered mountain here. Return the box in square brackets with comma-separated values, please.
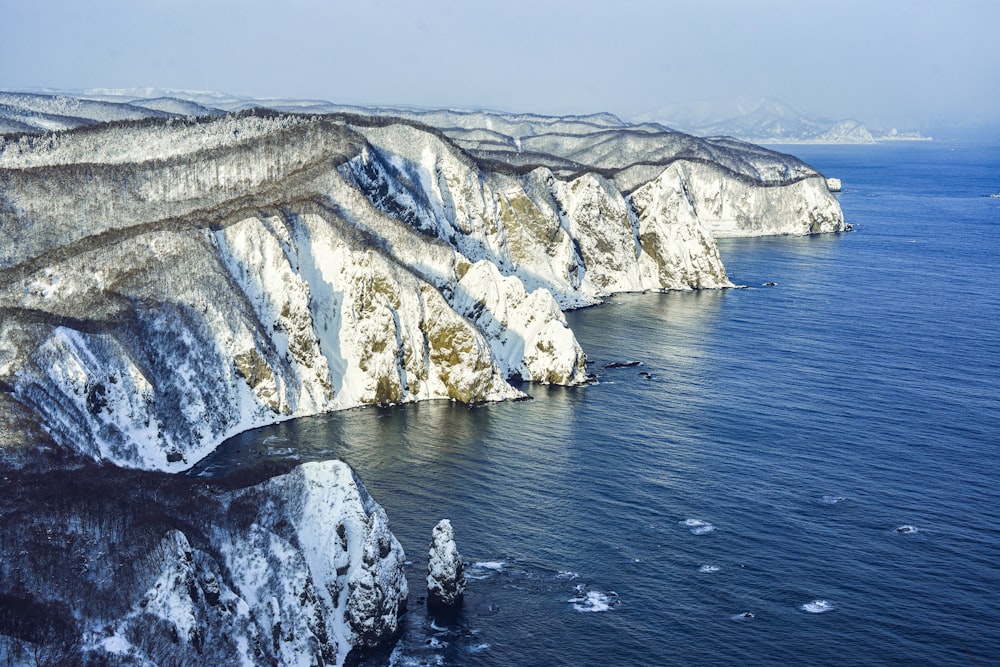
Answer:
[0, 91, 174, 134]
[635, 96, 926, 144]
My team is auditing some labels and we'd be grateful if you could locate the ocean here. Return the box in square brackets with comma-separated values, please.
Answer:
[195, 141, 1000, 666]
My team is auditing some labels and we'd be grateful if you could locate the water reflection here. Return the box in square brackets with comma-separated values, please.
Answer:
[191, 386, 587, 492]
[567, 290, 726, 429]
[717, 233, 845, 290]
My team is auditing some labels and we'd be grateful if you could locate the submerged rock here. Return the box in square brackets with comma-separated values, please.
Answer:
[427, 519, 466, 609]
[603, 361, 641, 369]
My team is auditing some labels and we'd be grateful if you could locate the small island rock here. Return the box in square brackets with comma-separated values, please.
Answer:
[427, 519, 466, 609]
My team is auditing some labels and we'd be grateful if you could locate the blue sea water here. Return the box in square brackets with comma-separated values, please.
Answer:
[196, 141, 1000, 666]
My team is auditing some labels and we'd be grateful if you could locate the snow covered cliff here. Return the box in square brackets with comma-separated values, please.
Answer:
[427, 519, 466, 609]
[0, 459, 407, 666]
[0, 112, 575, 470]
[0, 105, 844, 471]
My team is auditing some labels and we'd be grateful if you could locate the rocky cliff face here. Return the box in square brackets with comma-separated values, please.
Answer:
[0, 106, 843, 471]
[426, 519, 466, 609]
[631, 160, 844, 238]
[0, 113, 572, 470]
[0, 459, 406, 666]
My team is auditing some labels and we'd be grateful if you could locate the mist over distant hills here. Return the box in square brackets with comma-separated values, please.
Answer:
[634, 97, 931, 144]
[2, 89, 936, 145]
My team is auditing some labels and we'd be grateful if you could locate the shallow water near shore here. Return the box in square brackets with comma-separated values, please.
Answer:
[195, 141, 1000, 665]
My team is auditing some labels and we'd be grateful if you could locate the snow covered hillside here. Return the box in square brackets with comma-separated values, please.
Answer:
[0, 95, 844, 471]
[0, 459, 407, 666]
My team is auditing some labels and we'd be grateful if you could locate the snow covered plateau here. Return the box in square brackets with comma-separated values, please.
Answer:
[0, 91, 845, 665]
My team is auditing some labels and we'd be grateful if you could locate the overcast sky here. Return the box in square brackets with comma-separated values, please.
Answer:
[2, 0, 998, 128]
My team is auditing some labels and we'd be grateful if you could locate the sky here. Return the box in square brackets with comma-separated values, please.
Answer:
[2, 0, 998, 129]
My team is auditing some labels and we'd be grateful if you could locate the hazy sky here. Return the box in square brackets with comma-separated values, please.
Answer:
[2, 0, 998, 128]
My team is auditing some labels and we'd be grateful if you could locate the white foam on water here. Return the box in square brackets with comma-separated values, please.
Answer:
[265, 446, 298, 457]
[681, 518, 716, 535]
[896, 525, 919, 534]
[389, 648, 443, 667]
[466, 643, 491, 654]
[467, 560, 506, 580]
[471, 560, 506, 571]
[568, 588, 620, 613]
[698, 564, 721, 573]
[802, 599, 834, 613]
[425, 637, 448, 649]
[556, 570, 580, 580]
[821, 495, 846, 504]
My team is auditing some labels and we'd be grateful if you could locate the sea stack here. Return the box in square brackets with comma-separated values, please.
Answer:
[427, 519, 466, 609]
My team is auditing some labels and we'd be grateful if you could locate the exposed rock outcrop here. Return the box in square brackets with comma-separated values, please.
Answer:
[0, 460, 406, 666]
[426, 519, 466, 609]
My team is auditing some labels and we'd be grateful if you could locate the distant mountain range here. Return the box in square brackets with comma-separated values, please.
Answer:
[634, 97, 930, 144]
[2, 89, 932, 145]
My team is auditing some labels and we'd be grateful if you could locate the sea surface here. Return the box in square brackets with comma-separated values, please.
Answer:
[195, 141, 1000, 666]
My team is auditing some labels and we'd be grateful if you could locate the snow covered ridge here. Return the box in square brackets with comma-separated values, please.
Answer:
[0, 91, 174, 135]
[0, 459, 407, 666]
[0, 103, 843, 471]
